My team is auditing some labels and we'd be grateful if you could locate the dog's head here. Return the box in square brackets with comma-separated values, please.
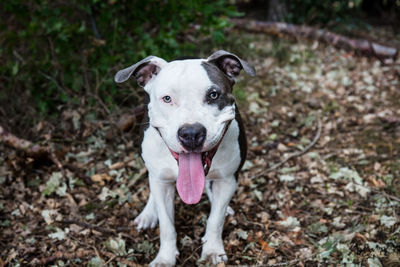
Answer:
[115, 50, 255, 204]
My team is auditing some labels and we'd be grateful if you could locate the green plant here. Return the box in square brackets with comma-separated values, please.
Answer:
[0, 0, 238, 117]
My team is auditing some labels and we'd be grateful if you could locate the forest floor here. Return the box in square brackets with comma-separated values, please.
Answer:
[1, 26, 400, 266]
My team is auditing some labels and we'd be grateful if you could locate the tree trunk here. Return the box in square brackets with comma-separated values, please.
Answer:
[267, 0, 288, 22]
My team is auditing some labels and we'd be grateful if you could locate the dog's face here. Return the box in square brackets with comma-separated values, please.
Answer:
[147, 59, 236, 153]
[115, 51, 255, 154]
[115, 51, 255, 204]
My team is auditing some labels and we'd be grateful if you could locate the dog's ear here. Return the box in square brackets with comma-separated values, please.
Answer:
[207, 50, 256, 79]
[114, 56, 167, 87]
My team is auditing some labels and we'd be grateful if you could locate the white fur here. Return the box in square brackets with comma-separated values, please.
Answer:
[145, 59, 235, 153]
[135, 59, 242, 266]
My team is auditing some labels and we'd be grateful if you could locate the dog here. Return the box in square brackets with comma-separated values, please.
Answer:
[114, 50, 255, 266]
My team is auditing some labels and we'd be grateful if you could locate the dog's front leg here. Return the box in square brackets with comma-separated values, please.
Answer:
[149, 176, 178, 267]
[201, 177, 236, 264]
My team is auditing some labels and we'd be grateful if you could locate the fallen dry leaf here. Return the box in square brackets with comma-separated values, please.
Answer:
[258, 239, 276, 254]
[367, 176, 386, 188]
[91, 173, 112, 186]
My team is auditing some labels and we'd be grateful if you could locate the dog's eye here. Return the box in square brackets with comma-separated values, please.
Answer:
[208, 91, 220, 100]
[162, 95, 172, 103]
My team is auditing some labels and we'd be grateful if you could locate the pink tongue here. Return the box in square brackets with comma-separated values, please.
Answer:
[177, 153, 205, 204]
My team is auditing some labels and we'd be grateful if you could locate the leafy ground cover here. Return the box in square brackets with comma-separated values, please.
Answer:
[1, 28, 399, 266]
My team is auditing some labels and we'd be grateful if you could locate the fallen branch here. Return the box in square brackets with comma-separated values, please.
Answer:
[250, 117, 322, 179]
[0, 125, 63, 170]
[231, 18, 398, 62]
[101, 251, 139, 267]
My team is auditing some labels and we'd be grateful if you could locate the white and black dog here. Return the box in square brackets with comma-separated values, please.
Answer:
[115, 50, 255, 266]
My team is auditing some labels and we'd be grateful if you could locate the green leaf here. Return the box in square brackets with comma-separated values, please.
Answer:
[279, 174, 295, 182]
[48, 228, 69, 240]
[11, 62, 19, 76]
[308, 222, 328, 234]
[43, 172, 63, 196]
[137, 240, 154, 254]
[278, 217, 300, 229]
[1, 220, 10, 227]
[105, 237, 127, 256]
[87, 257, 104, 267]
[236, 229, 248, 240]
[380, 215, 397, 228]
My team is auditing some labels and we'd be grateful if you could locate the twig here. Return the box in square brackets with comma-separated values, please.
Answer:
[92, 245, 103, 263]
[104, 254, 117, 265]
[13, 50, 26, 64]
[100, 251, 139, 267]
[372, 188, 400, 202]
[39, 71, 67, 95]
[266, 258, 301, 266]
[89, 13, 102, 39]
[180, 243, 203, 266]
[250, 117, 322, 179]
[88, 92, 110, 115]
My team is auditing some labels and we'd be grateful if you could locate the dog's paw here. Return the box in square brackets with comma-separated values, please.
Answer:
[149, 257, 175, 267]
[149, 247, 179, 267]
[200, 238, 228, 264]
[134, 208, 158, 230]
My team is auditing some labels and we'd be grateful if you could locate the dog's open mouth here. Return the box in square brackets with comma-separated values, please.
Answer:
[157, 121, 231, 205]
[168, 148, 219, 205]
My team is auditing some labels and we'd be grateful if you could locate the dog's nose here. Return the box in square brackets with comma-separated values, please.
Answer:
[178, 123, 207, 151]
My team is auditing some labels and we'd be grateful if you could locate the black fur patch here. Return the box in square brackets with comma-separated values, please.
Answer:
[201, 62, 235, 110]
[139, 95, 150, 156]
[234, 104, 247, 180]
[202, 61, 247, 179]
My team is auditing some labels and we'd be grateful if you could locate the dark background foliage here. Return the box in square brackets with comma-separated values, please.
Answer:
[0, 0, 398, 130]
[0, 0, 237, 123]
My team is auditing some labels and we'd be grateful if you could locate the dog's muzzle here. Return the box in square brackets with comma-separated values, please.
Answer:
[177, 123, 207, 151]
[155, 121, 231, 205]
